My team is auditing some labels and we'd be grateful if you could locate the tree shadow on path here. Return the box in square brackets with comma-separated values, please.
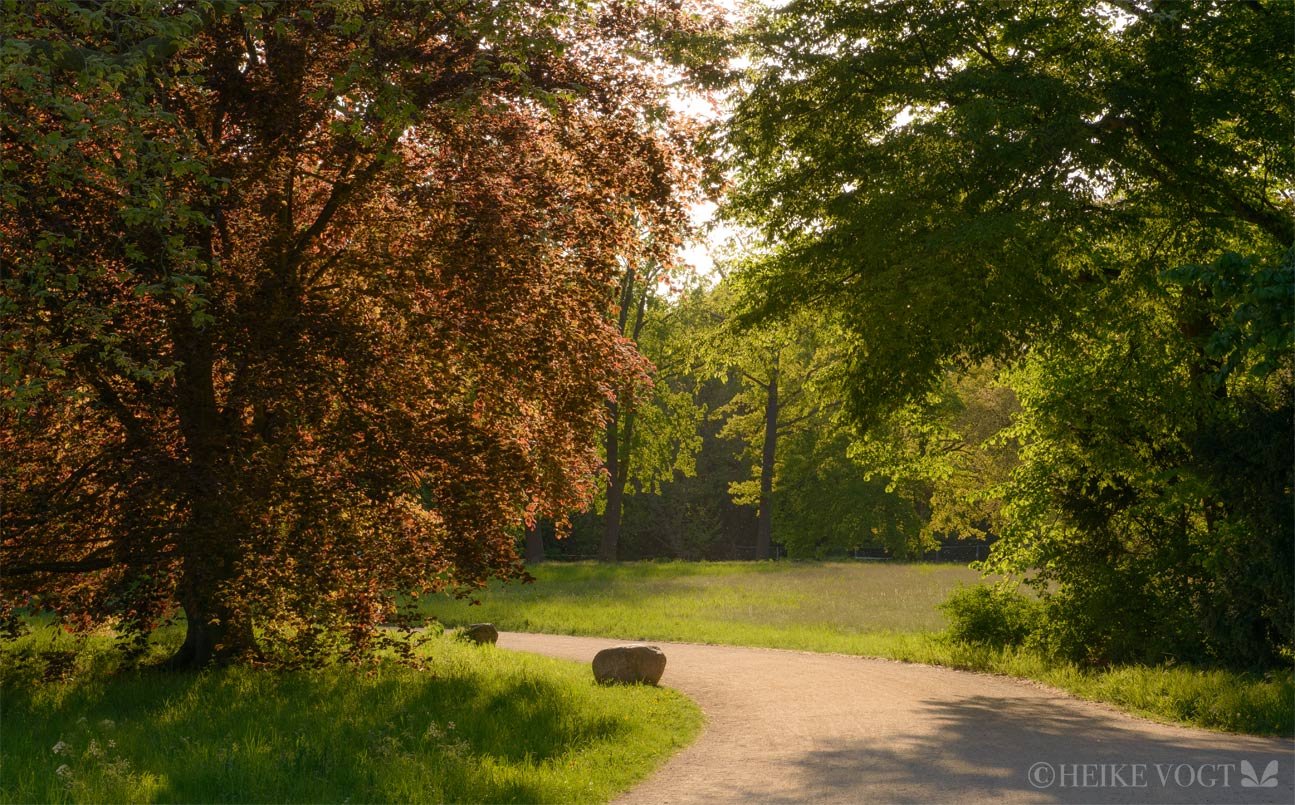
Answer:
[767, 695, 1294, 804]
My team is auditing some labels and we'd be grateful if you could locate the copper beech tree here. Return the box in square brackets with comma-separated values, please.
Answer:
[1, 0, 716, 667]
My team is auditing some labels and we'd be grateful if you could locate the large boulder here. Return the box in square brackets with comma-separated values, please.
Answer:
[592, 644, 667, 685]
[461, 623, 498, 645]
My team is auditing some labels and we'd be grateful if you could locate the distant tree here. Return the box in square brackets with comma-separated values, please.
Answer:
[1, 0, 716, 667]
[851, 363, 1020, 547]
[523, 521, 545, 565]
[773, 424, 925, 559]
[598, 262, 706, 562]
[704, 280, 843, 560]
[590, 368, 751, 562]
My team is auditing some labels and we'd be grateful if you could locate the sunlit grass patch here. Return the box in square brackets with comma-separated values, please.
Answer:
[425, 560, 982, 640]
[1, 628, 703, 804]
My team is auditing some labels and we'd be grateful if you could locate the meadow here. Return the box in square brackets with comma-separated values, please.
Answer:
[0, 628, 702, 804]
[423, 561, 1294, 737]
[426, 560, 980, 654]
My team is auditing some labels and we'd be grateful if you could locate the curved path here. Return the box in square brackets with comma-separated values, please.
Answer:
[499, 632, 1293, 804]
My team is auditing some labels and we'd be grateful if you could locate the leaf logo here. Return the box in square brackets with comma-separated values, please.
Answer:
[1240, 760, 1279, 788]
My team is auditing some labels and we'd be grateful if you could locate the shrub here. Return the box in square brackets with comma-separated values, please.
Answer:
[940, 584, 1042, 648]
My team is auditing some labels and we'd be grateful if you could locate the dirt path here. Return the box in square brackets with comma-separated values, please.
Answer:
[498, 632, 1293, 804]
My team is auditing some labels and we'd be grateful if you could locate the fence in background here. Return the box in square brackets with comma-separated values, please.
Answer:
[537, 542, 989, 563]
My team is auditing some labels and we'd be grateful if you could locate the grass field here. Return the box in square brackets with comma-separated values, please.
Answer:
[422, 561, 1294, 737]
[426, 560, 982, 655]
[0, 628, 702, 804]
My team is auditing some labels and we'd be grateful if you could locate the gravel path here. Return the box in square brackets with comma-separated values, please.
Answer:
[498, 632, 1294, 804]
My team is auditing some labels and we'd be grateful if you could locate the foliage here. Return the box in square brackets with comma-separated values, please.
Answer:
[692, 276, 1011, 560]
[624, 279, 714, 498]
[617, 372, 753, 560]
[696, 275, 853, 558]
[939, 584, 1041, 649]
[0, 627, 703, 803]
[568, 279, 1015, 562]
[557, 370, 752, 561]
[624, 378, 705, 499]
[714, 309, 839, 504]
[1163, 250, 1295, 383]
[722, 0, 1293, 423]
[0, 0, 717, 665]
[850, 363, 1020, 547]
[594, 266, 708, 561]
[774, 426, 925, 558]
[989, 251, 1294, 667]
[722, 0, 1294, 670]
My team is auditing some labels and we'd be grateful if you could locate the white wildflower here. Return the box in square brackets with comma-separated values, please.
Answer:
[52, 741, 71, 756]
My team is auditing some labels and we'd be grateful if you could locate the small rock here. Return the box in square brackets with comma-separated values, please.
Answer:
[592, 644, 666, 685]
[462, 623, 498, 645]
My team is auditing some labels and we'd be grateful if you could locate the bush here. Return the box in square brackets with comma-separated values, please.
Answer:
[940, 584, 1042, 648]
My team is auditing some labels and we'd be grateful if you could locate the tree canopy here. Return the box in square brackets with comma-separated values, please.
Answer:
[1, 0, 717, 667]
[718, 0, 1293, 667]
[723, 0, 1293, 423]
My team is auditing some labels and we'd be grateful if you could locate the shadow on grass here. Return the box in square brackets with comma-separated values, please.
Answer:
[4, 654, 629, 803]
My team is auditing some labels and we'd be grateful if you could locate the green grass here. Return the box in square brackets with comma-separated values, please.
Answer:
[427, 560, 980, 653]
[422, 560, 1294, 737]
[900, 642, 1294, 737]
[0, 627, 703, 804]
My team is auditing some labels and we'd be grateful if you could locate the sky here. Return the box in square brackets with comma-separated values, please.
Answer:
[680, 200, 723, 276]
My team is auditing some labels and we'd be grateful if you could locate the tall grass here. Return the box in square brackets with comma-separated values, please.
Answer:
[422, 561, 1294, 737]
[0, 627, 703, 804]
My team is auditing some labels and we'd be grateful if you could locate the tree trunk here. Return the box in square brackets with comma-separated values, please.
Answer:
[599, 403, 624, 562]
[597, 268, 641, 563]
[166, 318, 255, 669]
[756, 359, 779, 561]
[167, 581, 255, 670]
[163, 543, 256, 667]
[524, 519, 545, 564]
